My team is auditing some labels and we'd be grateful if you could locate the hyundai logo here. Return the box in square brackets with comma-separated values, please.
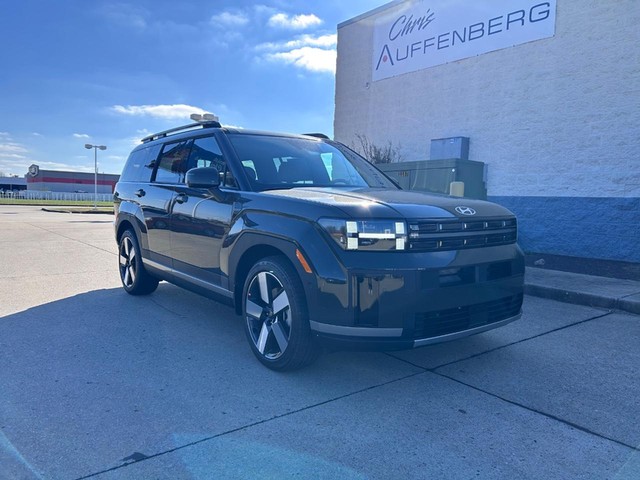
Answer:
[455, 206, 476, 216]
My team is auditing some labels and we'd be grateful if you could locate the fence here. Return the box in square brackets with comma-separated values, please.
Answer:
[0, 191, 113, 202]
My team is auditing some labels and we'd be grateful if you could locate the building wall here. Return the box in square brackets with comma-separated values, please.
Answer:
[0, 177, 27, 191]
[27, 169, 119, 194]
[334, 0, 640, 262]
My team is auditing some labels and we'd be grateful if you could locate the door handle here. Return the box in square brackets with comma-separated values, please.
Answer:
[135, 189, 146, 197]
[175, 193, 188, 204]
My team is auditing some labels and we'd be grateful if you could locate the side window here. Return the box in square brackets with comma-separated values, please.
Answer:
[154, 141, 192, 184]
[188, 136, 237, 188]
[120, 149, 146, 182]
[120, 144, 160, 182]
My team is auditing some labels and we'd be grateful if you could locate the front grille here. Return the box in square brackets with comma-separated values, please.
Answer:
[413, 294, 523, 339]
[408, 217, 517, 252]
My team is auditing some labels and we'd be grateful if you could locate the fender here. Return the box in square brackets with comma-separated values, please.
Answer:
[224, 211, 350, 318]
[115, 201, 149, 251]
[224, 210, 346, 286]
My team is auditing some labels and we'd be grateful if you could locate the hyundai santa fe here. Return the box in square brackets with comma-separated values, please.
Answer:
[114, 116, 524, 370]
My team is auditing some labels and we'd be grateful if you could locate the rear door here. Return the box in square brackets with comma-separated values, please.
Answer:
[142, 139, 192, 268]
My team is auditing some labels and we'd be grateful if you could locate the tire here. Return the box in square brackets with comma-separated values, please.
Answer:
[118, 229, 159, 295]
[242, 256, 319, 371]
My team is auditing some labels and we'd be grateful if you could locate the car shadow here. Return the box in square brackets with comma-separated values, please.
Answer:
[0, 284, 419, 478]
[0, 287, 554, 480]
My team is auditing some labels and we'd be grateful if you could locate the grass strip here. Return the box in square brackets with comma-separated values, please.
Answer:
[0, 199, 113, 207]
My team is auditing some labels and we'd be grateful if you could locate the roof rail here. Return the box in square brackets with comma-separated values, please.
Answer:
[141, 120, 221, 143]
[303, 133, 330, 139]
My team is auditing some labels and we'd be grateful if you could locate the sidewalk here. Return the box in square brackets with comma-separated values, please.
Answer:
[525, 267, 640, 315]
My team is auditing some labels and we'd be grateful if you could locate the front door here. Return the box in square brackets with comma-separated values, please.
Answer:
[170, 134, 236, 288]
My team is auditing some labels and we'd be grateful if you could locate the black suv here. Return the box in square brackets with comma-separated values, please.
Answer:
[114, 118, 524, 370]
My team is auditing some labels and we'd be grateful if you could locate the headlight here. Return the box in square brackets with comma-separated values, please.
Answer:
[318, 218, 407, 251]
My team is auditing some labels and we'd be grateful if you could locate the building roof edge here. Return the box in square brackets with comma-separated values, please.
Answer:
[338, 0, 405, 29]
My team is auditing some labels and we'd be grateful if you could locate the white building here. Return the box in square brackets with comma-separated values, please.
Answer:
[335, 0, 639, 264]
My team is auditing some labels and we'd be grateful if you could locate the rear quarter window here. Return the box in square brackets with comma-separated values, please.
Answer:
[120, 144, 160, 183]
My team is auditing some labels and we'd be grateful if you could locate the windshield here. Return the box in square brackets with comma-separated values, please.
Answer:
[227, 134, 398, 191]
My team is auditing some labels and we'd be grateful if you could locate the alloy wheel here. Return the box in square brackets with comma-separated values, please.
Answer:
[245, 271, 292, 360]
[119, 236, 137, 288]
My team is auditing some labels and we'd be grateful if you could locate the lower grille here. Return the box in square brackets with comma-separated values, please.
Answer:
[413, 294, 523, 339]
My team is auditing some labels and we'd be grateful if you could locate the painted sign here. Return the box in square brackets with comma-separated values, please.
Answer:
[28, 164, 39, 177]
[372, 0, 556, 81]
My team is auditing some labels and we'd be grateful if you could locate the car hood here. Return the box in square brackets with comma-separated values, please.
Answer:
[262, 187, 514, 219]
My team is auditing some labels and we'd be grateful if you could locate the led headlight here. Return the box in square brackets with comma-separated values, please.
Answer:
[319, 219, 407, 251]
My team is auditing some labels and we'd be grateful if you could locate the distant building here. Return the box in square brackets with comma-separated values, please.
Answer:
[0, 176, 27, 192]
[25, 164, 119, 193]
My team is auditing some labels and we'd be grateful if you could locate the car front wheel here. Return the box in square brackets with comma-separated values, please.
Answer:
[243, 256, 319, 371]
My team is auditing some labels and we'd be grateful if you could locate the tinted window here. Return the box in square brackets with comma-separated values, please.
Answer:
[188, 136, 237, 188]
[154, 141, 192, 184]
[188, 136, 224, 169]
[120, 144, 160, 182]
[227, 134, 397, 191]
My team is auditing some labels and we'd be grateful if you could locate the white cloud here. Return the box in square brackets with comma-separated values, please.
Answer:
[111, 104, 207, 120]
[265, 47, 336, 74]
[0, 143, 28, 155]
[0, 142, 30, 176]
[257, 33, 336, 51]
[288, 33, 336, 49]
[0, 132, 10, 138]
[268, 13, 322, 30]
[99, 3, 148, 29]
[258, 33, 337, 74]
[0, 142, 91, 177]
[0, 159, 30, 175]
[0, 142, 99, 175]
[0, 142, 32, 175]
[32, 132, 42, 137]
[128, 129, 152, 146]
[211, 11, 249, 27]
[36, 161, 95, 173]
[254, 5, 277, 17]
[73, 133, 90, 139]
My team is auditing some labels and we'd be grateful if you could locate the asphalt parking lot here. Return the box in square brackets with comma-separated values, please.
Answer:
[0, 205, 638, 480]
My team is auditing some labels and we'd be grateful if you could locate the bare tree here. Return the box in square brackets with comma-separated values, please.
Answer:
[352, 134, 403, 165]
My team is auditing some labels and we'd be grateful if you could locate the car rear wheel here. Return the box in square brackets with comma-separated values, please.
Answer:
[118, 229, 159, 295]
[243, 256, 319, 371]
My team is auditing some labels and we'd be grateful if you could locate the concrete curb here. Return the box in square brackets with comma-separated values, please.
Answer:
[524, 284, 640, 314]
[525, 267, 640, 315]
[41, 207, 113, 215]
[618, 295, 640, 315]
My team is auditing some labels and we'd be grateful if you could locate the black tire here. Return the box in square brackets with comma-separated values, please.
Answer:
[118, 229, 159, 295]
[242, 256, 319, 371]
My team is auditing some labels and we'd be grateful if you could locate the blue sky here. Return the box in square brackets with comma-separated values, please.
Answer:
[0, 0, 388, 176]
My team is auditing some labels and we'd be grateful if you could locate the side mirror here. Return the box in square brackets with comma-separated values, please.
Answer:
[186, 167, 221, 189]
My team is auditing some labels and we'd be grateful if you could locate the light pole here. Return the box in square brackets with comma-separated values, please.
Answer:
[84, 144, 107, 209]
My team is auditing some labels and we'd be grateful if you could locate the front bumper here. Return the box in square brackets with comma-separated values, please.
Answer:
[311, 312, 521, 351]
[305, 245, 524, 350]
